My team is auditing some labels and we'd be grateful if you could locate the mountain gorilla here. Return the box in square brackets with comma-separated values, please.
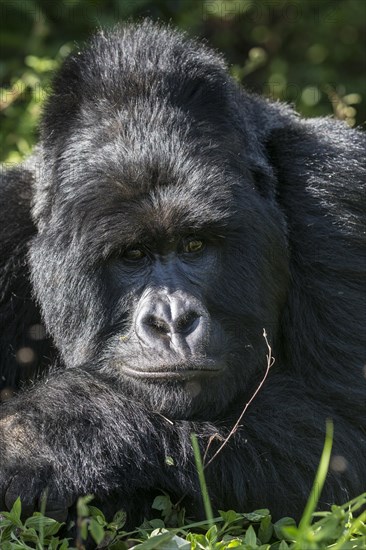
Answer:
[0, 21, 365, 524]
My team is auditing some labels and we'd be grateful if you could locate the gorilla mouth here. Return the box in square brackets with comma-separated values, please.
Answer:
[121, 362, 225, 380]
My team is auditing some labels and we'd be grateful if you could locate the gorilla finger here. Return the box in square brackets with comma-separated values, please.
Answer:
[44, 506, 69, 522]
[39, 487, 74, 522]
[0, 483, 6, 511]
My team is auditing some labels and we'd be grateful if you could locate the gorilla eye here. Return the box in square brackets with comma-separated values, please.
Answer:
[122, 248, 145, 261]
[183, 238, 205, 254]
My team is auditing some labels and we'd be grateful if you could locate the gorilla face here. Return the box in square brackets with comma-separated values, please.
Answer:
[29, 75, 289, 419]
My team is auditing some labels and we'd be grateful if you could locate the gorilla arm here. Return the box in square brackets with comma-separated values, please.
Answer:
[0, 367, 362, 522]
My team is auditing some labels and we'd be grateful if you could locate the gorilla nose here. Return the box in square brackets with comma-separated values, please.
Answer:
[135, 293, 207, 353]
[145, 310, 200, 337]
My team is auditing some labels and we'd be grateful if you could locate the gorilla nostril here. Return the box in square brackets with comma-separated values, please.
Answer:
[176, 311, 200, 334]
[141, 312, 200, 339]
[145, 315, 170, 335]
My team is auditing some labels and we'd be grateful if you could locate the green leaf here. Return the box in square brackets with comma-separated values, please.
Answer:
[258, 515, 273, 543]
[244, 525, 257, 547]
[186, 532, 207, 547]
[273, 517, 297, 540]
[152, 495, 173, 515]
[81, 519, 88, 540]
[243, 509, 270, 522]
[148, 518, 166, 529]
[88, 505, 106, 522]
[9, 497, 22, 526]
[131, 531, 176, 549]
[164, 535, 191, 549]
[19, 526, 38, 542]
[219, 510, 242, 524]
[280, 525, 298, 540]
[77, 494, 94, 517]
[24, 513, 62, 537]
[89, 517, 105, 544]
[205, 524, 218, 543]
[109, 509, 127, 530]
[0, 516, 13, 528]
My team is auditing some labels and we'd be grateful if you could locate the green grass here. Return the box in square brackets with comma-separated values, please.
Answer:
[1, 492, 365, 549]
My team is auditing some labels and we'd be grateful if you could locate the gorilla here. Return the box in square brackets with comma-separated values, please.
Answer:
[0, 20, 365, 524]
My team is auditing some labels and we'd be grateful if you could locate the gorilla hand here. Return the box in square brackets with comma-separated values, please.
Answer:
[0, 410, 75, 521]
[0, 368, 185, 523]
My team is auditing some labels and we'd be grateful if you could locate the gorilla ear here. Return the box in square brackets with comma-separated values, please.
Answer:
[250, 164, 278, 200]
[239, 97, 297, 200]
[247, 95, 365, 210]
[256, 99, 365, 211]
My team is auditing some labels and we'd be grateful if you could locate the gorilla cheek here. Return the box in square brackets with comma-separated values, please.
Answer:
[29, 241, 106, 363]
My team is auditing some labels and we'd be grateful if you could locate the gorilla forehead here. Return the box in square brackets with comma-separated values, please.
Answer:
[59, 113, 249, 242]
[67, 152, 242, 249]
[72, 93, 248, 188]
[104, 186, 233, 242]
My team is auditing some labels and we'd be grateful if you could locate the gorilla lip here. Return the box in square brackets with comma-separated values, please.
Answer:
[121, 365, 224, 380]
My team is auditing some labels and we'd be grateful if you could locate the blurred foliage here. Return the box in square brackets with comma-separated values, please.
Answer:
[1, 493, 366, 549]
[1, 0, 365, 162]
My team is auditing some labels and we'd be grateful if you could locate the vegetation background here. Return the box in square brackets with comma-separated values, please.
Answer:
[1, 0, 365, 163]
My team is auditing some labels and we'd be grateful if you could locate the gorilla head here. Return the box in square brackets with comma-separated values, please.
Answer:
[29, 22, 288, 418]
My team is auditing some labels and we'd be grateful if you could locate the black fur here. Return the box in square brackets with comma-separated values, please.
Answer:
[0, 20, 365, 524]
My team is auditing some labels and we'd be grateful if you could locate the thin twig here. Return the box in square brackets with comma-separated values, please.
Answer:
[203, 329, 275, 469]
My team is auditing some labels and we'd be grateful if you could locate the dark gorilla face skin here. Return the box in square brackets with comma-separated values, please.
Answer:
[30, 118, 289, 419]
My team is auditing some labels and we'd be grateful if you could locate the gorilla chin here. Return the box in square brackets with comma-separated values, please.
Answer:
[115, 356, 231, 418]
[118, 373, 233, 420]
